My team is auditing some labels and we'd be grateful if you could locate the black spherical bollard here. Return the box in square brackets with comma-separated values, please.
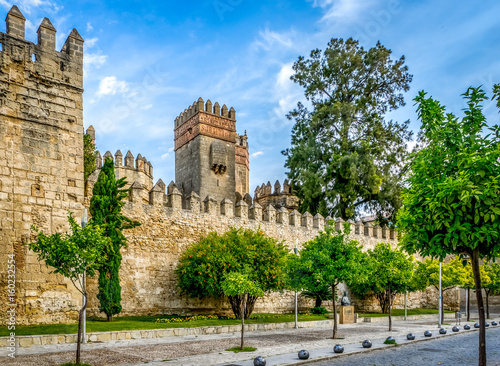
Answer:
[474, 323, 480, 329]
[492, 321, 498, 326]
[386, 336, 395, 342]
[424, 330, 432, 337]
[464, 324, 471, 330]
[485, 322, 490, 327]
[333, 344, 344, 354]
[439, 328, 447, 334]
[362, 340, 372, 348]
[254, 356, 266, 366]
[407, 333, 416, 340]
[452, 326, 460, 332]
[298, 350, 310, 360]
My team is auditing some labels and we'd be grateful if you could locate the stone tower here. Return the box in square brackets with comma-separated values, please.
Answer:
[174, 98, 249, 203]
[0, 6, 84, 324]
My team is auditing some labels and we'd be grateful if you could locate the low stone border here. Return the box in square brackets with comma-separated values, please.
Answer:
[360, 314, 456, 323]
[0, 319, 334, 348]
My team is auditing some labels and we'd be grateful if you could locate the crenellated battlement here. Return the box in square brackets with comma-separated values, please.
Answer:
[121, 178, 398, 242]
[174, 97, 236, 130]
[254, 179, 299, 212]
[0, 6, 84, 94]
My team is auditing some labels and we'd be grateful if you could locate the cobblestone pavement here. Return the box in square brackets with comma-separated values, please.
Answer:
[310, 327, 500, 366]
[0, 319, 497, 366]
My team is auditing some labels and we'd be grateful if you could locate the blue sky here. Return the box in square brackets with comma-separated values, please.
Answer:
[2, 0, 499, 193]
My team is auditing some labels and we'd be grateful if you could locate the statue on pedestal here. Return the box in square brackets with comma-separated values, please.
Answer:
[341, 291, 350, 306]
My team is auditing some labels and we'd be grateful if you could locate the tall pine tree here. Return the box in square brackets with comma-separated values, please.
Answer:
[90, 157, 140, 321]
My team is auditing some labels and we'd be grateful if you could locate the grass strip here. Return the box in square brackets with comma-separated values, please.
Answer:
[0, 313, 328, 337]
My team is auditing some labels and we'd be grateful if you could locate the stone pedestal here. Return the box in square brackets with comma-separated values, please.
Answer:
[339, 306, 355, 324]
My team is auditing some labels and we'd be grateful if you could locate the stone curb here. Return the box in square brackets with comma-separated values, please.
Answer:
[359, 313, 455, 323]
[281, 327, 483, 366]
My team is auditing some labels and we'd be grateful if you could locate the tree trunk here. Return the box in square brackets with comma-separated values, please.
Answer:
[388, 285, 392, 331]
[76, 292, 87, 365]
[471, 248, 486, 366]
[228, 295, 258, 319]
[485, 289, 490, 319]
[240, 294, 245, 350]
[467, 287, 471, 321]
[332, 284, 338, 339]
[315, 297, 322, 308]
[107, 314, 112, 322]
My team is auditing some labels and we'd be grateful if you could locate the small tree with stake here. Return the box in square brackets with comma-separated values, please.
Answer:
[28, 213, 110, 365]
[287, 223, 363, 339]
[349, 242, 416, 331]
[221, 272, 263, 350]
[397, 85, 500, 366]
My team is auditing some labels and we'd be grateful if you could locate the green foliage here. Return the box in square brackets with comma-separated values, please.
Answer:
[397, 85, 500, 261]
[283, 38, 413, 222]
[310, 306, 328, 315]
[301, 284, 333, 308]
[90, 157, 140, 320]
[349, 243, 416, 314]
[484, 262, 500, 295]
[225, 346, 257, 353]
[288, 225, 363, 291]
[415, 258, 468, 291]
[221, 272, 264, 298]
[28, 213, 110, 285]
[397, 84, 500, 365]
[176, 227, 288, 318]
[384, 338, 397, 345]
[83, 133, 96, 182]
[288, 223, 363, 338]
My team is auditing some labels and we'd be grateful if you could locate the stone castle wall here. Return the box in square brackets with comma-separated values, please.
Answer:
[0, 7, 86, 326]
[0, 6, 466, 327]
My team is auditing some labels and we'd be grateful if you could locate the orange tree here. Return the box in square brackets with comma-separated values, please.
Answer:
[175, 227, 288, 318]
[397, 85, 500, 366]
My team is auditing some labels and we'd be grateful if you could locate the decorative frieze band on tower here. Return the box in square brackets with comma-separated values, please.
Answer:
[174, 98, 236, 151]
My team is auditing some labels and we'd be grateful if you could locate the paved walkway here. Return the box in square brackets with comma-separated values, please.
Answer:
[1, 316, 498, 366]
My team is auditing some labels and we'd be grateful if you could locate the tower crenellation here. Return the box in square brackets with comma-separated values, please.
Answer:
[174, 97, 246, 204]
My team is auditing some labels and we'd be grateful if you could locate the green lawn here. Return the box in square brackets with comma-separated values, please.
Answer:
[358, 308, 454, 318]
[0, 313, 329, 337]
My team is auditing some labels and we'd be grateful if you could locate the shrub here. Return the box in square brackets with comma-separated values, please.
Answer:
[310, 306, 328, 315]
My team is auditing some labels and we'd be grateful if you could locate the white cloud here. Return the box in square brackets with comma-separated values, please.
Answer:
[86, 22, 93, 32]
[84, 53, 107, 67]
[253, 26, 294, 51]
[142, 104, 153, 110]
[0, 0, 61, 14]
[309, 0, 376, 24]
[96, 76, 129, 97]
[85, 37, 99, 48]
[251, 151, 263, 158]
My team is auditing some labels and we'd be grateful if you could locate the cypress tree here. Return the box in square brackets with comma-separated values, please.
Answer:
[90, 157, 140, 321]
